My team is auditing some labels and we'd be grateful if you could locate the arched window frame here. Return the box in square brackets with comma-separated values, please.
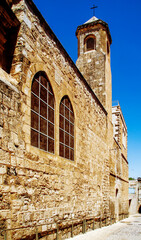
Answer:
[59, 96, 74, 161]
[84, 35, 96, 52]
[31, 71, 55, 154]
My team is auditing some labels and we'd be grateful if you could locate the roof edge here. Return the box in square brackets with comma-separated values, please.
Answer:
[18, 0, 108, 115]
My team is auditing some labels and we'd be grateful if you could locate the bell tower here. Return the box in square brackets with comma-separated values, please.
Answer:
[76, 16, 112, 118]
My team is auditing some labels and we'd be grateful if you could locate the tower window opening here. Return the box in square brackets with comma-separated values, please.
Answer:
[85, 36, 96, 52]
[116, 188, 118, 197]
[107, 41, 110, 54]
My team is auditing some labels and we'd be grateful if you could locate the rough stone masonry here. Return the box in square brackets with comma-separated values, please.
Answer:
[0, 0, 128, 239]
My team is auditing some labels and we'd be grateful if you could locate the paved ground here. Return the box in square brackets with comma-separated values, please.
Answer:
[67, 214, 141, 240]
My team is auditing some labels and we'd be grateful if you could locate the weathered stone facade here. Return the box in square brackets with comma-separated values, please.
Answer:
[0, 0, 128, 239]
[129, 178, 141, 215]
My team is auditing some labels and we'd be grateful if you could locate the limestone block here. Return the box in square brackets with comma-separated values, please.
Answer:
[0, 176, 3, 184]
[16, 168, 26, 176]
[8, 142, 15, 152]
[17, 157, 25, 168]
[0, 165, 7, 174]
[0, 149, 10, 164]
[1, 185, 10, 192]
[11, 185, 17, 193]
[0, 92, 2, 103]
[42, 225, 47, 232]
[0, 126, 3, 138]
[27, 188, 34, 195]
[11, 155, 17, 166]
[11, 132, 19, 147]
[0, 210, 10, 219]
[22, 85, 30, 96]
[3, 95, 11, 108]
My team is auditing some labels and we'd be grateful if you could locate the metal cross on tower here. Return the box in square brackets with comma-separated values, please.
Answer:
[91, 4, 98, 16]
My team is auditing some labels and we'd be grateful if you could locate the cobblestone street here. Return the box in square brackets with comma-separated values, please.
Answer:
[68, 214, 141, 240]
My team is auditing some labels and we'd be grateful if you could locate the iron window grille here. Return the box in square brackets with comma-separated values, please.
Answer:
[59, 96, 74, 161]
[31, 71, 55, 154]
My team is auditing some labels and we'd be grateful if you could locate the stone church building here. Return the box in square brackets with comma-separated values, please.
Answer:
[0, 0, 128, 239]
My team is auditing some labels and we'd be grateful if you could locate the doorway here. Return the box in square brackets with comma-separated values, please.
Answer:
[115, 188, 119, 221]
[138, 205, 141, 213]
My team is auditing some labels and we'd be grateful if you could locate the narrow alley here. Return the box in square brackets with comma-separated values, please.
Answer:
[68, 214, 141, 240]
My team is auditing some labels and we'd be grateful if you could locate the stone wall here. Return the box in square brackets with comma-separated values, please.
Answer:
[0, 0, 129, 239]
[112, 105, 127, 159]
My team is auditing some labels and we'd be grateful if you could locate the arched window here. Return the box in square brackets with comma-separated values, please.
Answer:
[85, 35, 96, 52]
[31, 71, 55, 153]
[59, 96, 74, 161]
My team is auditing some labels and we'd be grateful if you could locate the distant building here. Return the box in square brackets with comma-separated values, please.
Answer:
[129, 178, 141, 215]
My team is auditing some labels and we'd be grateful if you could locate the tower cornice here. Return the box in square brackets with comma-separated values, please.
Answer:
[76, 19, 112, 44]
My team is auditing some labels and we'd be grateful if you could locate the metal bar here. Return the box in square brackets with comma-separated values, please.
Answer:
[92, 218, 95, 230]
[61, 102, 74, 114]
[31, 94, 55, 111]
[56, 223, 59, 240]
[82, 220, 85, 234]
[59, 138, 74, 150]
[36, 227, 38, 240]
[38, 76, 41, 150]
[71, 223, 73, 238]
[0, 216, 96, 232]
[82, 219, 86, 234]
[4, 231, 7, 240]
[31, 126, 54, 140]
[100, 218, 102, 228]
[0, 215, 116, 239]
[31, 109, 55, 125]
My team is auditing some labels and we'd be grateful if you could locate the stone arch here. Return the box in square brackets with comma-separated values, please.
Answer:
[27, 63, 56, 109]
[26, 63, 55, 94]
[58, 91, 76, 122]
[60, 95, 75, 117]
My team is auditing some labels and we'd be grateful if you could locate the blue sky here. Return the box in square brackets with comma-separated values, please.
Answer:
[33, 0, 141, 179]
